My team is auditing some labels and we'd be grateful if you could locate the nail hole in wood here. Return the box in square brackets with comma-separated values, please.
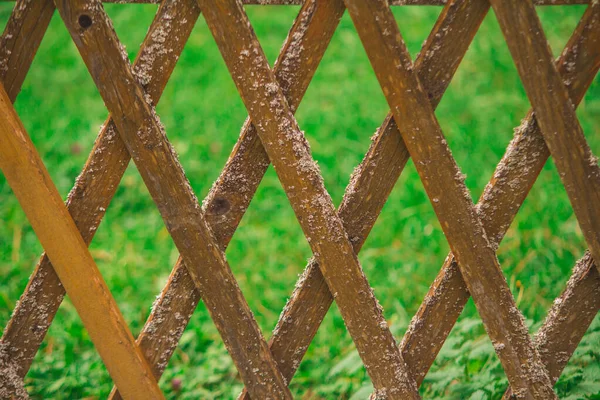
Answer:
[78, 14, 93, 29]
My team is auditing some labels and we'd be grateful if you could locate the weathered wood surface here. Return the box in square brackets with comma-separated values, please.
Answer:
[110, 1, 346, 398]
[403, 0, 600, 385]
[54, 0, 291, 398]
[0, 85, 163, 399]
[490, 0, 600, 277]
[198, 0, 421, 397]
[240, 1, 490, 396]
[343, 0, 558, 397]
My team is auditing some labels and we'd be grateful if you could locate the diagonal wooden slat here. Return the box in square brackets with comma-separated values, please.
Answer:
[342, 0, 557, 397]
[0, 0, 55, 103]
[0, 0, 56, 386]
[489, 0, 600, 277]
[238, 1, 491, 396]
[197, 0, 421, 397]
[0, 0, 200, 382]
[0, 86, 163, 399]
[503, 252, 600, 399]
[54, 1, 291, 397]
[243, 0, 600, 395]
[108, 2, 346, 398]
[402, 0, 600, 384]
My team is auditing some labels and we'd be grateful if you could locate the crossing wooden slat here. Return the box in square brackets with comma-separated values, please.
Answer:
[0, 86, 163, 400]
[0, 0, 56, 386]
[0, 0, 200, 383]
[342, 0, 557, 397]
[238, 1, 490, 396]
[54, 1, 292, 398]
[489, 0, 600, 279]
[403, 0, 600, 384]
[502, 253, 600, 399]
[197, 0, 421, 397]
[265, 1, 600, 390]
[0, 0, 55, 102]
[108, 2, 346, 398]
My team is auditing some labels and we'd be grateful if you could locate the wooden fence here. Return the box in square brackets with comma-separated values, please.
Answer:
[0, 0, 598, 398]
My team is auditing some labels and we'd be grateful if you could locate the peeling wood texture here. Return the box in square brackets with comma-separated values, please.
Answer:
[0, 0, 598, 398]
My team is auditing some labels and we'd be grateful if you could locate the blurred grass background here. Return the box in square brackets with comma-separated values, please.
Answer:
[0, 2, 599, 399]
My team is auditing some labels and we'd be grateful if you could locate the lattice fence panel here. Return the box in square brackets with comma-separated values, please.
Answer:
[0, 0, 598, 399]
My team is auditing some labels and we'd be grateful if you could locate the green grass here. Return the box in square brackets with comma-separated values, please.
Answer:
[0, 3, 599, 399]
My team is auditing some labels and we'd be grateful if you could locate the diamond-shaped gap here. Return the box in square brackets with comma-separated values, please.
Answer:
[294, 10, 391, 205]
[392, 4, 445, 58]
[421, 302, 508, 398]
[537, 5, 587, 59]
[246, 5, 301, 65]
[433, 11, 531, 201]
[103, 2, 159, 62]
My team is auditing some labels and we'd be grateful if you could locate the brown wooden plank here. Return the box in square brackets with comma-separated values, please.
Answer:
[489, 0, 600, 279]
[108, 2, 346, 398]
[54, 1, 291, 398]
[402, 0, 600, 384]
[0, 0, 200, 383]
[0, 86, 163, 399]
[343, 0, 557, 397]
[197, 0, 421, 397]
